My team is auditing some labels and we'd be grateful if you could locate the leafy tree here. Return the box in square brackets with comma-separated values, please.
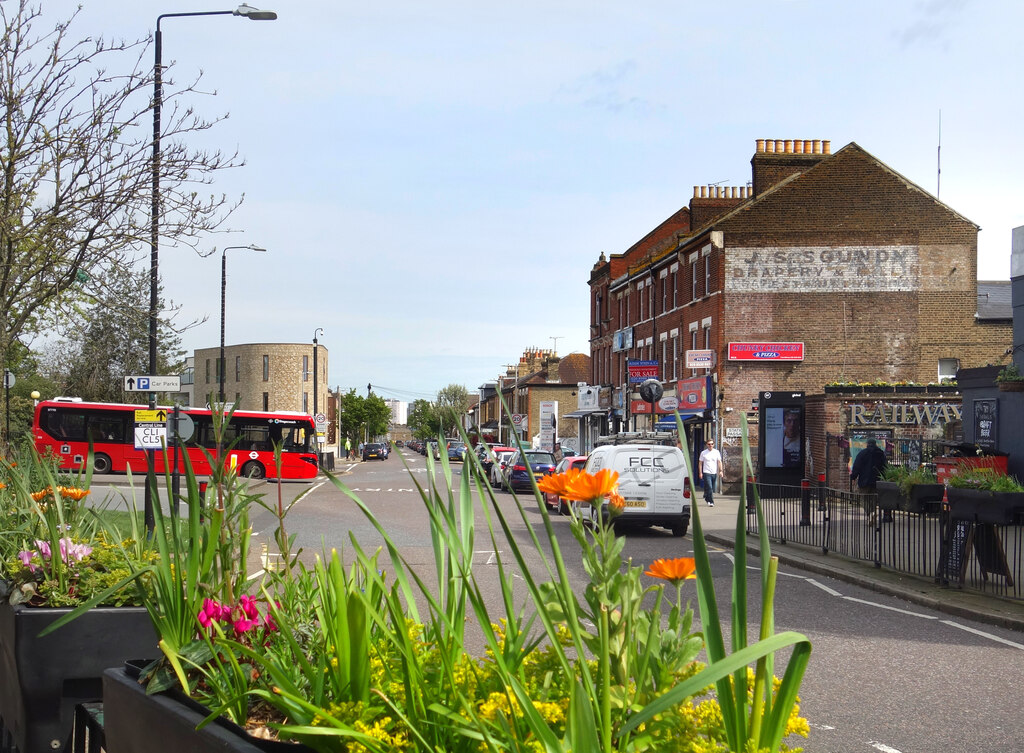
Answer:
[336, 389, 367, 447]
[364, 394, 392, 440]
[0, 2, 240, 380]
[0, 341, 58, 446]
[436, 383, 470, 437]
[408, 399, 440, 439]
[41, 265, 185, 402]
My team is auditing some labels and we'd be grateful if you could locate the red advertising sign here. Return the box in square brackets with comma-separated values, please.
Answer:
[727, 342, 804, 362]
[675, 376, 712, 410]
[630, 399, 653, 414]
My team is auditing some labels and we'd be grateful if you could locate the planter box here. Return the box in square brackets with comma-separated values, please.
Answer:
[876, 481, 945, 513]
[946, 487, 1024, 526]
[103, 667, 310, 753]
[0, 603, 156, 753]
[998, 380, 1024, 392]
[824, 385, 862, 394]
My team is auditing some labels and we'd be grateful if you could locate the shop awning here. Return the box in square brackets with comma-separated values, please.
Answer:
[653, 412, 705, 430]
[563, 408, 607, 419]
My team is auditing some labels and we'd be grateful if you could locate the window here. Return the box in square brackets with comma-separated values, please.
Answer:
[595, 293, 602, 329]
[661, 338, 667, 369]
[938, 358, 959, 383]
[205, 359, 210, 384]
[262, 392, 269, 411]
[302, 392, 309, 412]
[704, 325, 711, 350]
[262, 355, 270, 381]
[691, 258, 698, 301]
[672, 336, 678, 380]
[671, 268, 678, 309]
[235, 356, 241, 382]
[661, 275, 667, 313]
[303, 355, 310, 381]
[705, 253, 711, 294]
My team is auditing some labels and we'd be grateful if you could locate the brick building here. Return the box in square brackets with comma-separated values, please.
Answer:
[588, 138, 1012, 482]
[192, 342, 329, 416]
[475, 348, 591, 451]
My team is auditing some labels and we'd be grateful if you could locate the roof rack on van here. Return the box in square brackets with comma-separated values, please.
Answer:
[594, 431, 677, 447]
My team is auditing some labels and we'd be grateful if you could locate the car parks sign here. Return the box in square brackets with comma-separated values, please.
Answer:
[124, 375, 181, 392]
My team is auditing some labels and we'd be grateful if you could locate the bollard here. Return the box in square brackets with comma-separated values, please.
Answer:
[799, 478, 812, 526]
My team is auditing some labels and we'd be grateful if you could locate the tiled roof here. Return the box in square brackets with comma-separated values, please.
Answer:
[977, 280, 1012, 320]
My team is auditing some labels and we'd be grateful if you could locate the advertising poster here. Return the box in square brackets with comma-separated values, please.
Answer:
[764, 406, 803, 469]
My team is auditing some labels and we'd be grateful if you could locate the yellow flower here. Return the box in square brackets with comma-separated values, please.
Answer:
[563, 468, 619, 504]
[644, 557, 697, 585]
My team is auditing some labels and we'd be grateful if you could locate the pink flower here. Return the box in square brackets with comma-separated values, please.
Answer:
[17, 550, 38, 572]
[238, 594, 259, 620]
[198, 598, 227, 629]
[34, 540, 51, 559]
[233, 617, 257, 634]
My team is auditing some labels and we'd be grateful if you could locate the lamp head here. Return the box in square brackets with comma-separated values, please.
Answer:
[233, 4, 277, 20]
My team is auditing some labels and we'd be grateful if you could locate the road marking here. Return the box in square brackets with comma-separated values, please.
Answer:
[840, 596, 939, 619]
[806, 578, 843, 597]
[939, 619, 1024, 650]
[867, 742, 904, 753]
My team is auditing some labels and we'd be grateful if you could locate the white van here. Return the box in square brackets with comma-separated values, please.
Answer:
[582, 443, 691, 536]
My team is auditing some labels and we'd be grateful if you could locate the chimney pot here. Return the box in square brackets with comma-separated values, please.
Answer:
[693, 186, 700, 198]
[823, 140, 831, 154]
[756, 138, 765, 152]
[784, 139, 794, 153]
[700, 186, 707, 198]
[813, 139, 822, 154]
[794, 140, 803, 154]
[803, 139, 813, 153]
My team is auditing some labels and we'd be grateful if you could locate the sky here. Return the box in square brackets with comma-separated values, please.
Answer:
[64, 0, 1024, 404]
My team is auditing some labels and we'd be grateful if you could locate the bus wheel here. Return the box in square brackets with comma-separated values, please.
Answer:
[93, 453, 112, 474]
[241, 461, 266, 479]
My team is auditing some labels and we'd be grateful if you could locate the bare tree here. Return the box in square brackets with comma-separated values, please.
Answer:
[0, 1, 240, 373]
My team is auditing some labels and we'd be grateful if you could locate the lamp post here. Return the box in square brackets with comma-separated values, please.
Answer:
[220, 244, 266, 403]
[148, 4, 276, 530]
[313, 328, 324, 415]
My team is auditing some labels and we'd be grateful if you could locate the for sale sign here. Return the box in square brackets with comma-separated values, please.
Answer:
[627, 360, 660, 383]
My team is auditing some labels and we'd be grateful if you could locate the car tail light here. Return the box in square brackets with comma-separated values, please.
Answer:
[513, 464, 526, 472]
[683, 487, 691, 499]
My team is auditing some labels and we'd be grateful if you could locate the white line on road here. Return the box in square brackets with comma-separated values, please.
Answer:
[939, 619, 1024, 649]
[840, 596, 939, 620]
[867, 741, 904, 753]
[805, 578, 843, 597]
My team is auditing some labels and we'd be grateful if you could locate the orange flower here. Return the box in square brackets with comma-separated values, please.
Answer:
[536, 468, 581, 498]
[564, 468, 619, 504]
[644, 557, 697, 585]
[30, 486, 90, 502]
[606, 492, 626, 517]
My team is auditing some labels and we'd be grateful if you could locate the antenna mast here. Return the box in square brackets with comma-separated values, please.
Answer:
[937, 109, 942, 199]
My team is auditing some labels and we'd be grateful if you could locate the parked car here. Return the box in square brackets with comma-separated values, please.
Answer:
[447, 441, 467, 461]
[362, 442, 387, 461]
[487, 449, 518, 488]
[543, 455, 588, 513]
[581, 443, 690, 536]
[505, 450, 557, 493]
[477, 445, 515, 479]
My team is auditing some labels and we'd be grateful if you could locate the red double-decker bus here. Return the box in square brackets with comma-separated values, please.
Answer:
[33, 398, 320, 480]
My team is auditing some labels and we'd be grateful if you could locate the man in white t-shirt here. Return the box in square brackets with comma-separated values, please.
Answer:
[698, 439, 723, 507]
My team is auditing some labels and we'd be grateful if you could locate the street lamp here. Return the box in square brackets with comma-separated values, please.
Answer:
[148, 4, 276, 529]
[312, 328, 324, 415]
[220, 245, 267, 403]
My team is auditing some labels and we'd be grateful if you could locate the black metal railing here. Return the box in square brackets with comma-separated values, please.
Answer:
[747, 481, 1024, 600]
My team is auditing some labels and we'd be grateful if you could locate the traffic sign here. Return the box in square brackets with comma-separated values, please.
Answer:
[135, 409, 167, 422]
[167, 412, 195, 442]
[3, 371, 14, 389]
[124, 375, 181, 392]
[134, 424, 167, 450]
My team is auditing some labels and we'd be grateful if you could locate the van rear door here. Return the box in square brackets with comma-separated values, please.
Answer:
[651, 446, 687, 513]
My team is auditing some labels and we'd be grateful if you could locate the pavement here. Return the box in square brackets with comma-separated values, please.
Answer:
[696, 493, 1024, 633]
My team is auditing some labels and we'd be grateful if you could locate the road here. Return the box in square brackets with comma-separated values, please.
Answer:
[92, 447, 1024, 753]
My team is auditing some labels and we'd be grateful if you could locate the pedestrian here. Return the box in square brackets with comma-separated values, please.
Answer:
[345, 437, 351, 460]
[850, 438, 887, 508]
[698, 438, 723, 507]
[358, 441, 365, 459]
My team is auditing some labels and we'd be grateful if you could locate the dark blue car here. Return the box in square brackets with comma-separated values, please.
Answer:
[505, 450, 557, 492]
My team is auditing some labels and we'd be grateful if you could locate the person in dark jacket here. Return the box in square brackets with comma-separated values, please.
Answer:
[850, 438, 887, 501]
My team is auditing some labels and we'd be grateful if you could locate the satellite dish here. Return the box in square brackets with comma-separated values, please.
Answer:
[638, 378, 664, 403]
